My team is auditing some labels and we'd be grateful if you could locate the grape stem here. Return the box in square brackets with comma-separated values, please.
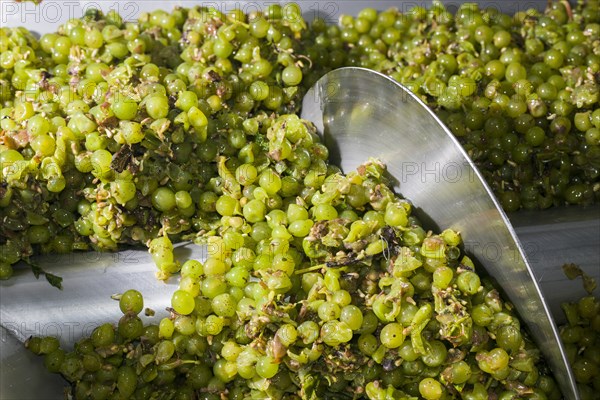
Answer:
[294, 263, 327, 275]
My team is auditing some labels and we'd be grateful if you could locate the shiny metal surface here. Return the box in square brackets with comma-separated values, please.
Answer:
[301, 67, 579, 400]
[511, 206, 600, 324]
[1, 326, 66, 400]
[0, 244, 204, 400]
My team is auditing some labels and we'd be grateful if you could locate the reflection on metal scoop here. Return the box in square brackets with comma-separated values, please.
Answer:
[0, 67, 578, 400]
[301, 67, 578, 400]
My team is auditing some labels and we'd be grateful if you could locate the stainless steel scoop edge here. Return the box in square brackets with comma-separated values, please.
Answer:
[301, 67, 578, 400]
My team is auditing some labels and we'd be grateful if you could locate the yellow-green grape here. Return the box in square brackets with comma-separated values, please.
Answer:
[457, 271, 482, 295]
[0, 262, 14, 280]
[179, 276, 200, 297]
[204, 314, 224, 336]
[213, 358, 237, 383]
[259, 169, 282, 195]
[180, 259, 203, 279]
[276, 324, 298, 347]
[203, 258, 228, 276]
[171, 289, 195, 315]
[110, 179, 136, 205]
[255, 356, 279, 379]
[90, 149, 112, 180]
[419, 377, 443, 400]
[152, 187, 176, 212]
[201, 276, 227, 299]
[211, 293, 236, 317]
[384, 202, 408, 227]
[243, 199, 266, 223]
[216, 195, 240, 217]
[174, 315, 196, 336]
[281, 65, 303, 86]
[149, 236, 179, 274]
[120, 121, 144, 144]
[119, 289, 144, 315]
[340, 305, 363, 331]
[145, 95, 169, 119]
[433, 266, 453, 289]
[320, 321, 353, 346]
[312, 204, 337, 221]
[159, 318, 175, 339]
[380, 323, 405, 349]
[111, 97, 138, 120]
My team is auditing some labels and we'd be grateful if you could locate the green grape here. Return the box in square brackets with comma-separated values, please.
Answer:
[119, 289, 144, 315]
[118, 313, 144, 340]
[0, 262, 14, 280]
[145, 95, 169, 119]
[312, 204, 337, 221]
[358, 333, 378, 356]
[120, 121, 144, 144]
[457, 271, 482, 295]
[181, 260, 204, 279]
[211, 293, 236, 317]
[255, 356, 279, 379]
[172, 290, 195, 315]
[44, 349, 65, 373]
[201, 276, 227, 299]
[112, 97, 138, 120]
[152, 187, 176, 212]
[174, 315, 196, 336]
[419, 377, 443, 400]
[243, 199, 266, 223]
[91, 323, 115, 347]
[380, 322, 405, 348]
[155, 340, 176, 364]
[317, 301, 341, 322]
[340, 305, 363, 330]
[117, 365, 137, 397]
[281, 65, 303, 86]
[159, 318, 175, 339]
[320, 321, 353, 346]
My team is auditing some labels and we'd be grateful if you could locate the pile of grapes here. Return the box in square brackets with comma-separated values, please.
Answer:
[328, 2, 600, 211]
[27, 146, 569, 399]
[1, 1, 599, 279]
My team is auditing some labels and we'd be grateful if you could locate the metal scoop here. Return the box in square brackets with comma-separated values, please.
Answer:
[300, 67, 578, 399]
[0, 67, 578, 399]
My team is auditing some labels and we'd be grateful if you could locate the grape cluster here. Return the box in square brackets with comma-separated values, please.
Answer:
[1, 5, 314, 281]
[559, 295, 600, 400]
[29, 143, 561, 399]
[1, 1, 599, 278]
[307, 1, 600, 211]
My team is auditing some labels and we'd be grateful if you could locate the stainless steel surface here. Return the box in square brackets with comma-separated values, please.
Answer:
[300, 67, 580, 400]
[511, 206, 600, 324]
[1, 326, 66, 400]
[0, 244, 204, 400]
